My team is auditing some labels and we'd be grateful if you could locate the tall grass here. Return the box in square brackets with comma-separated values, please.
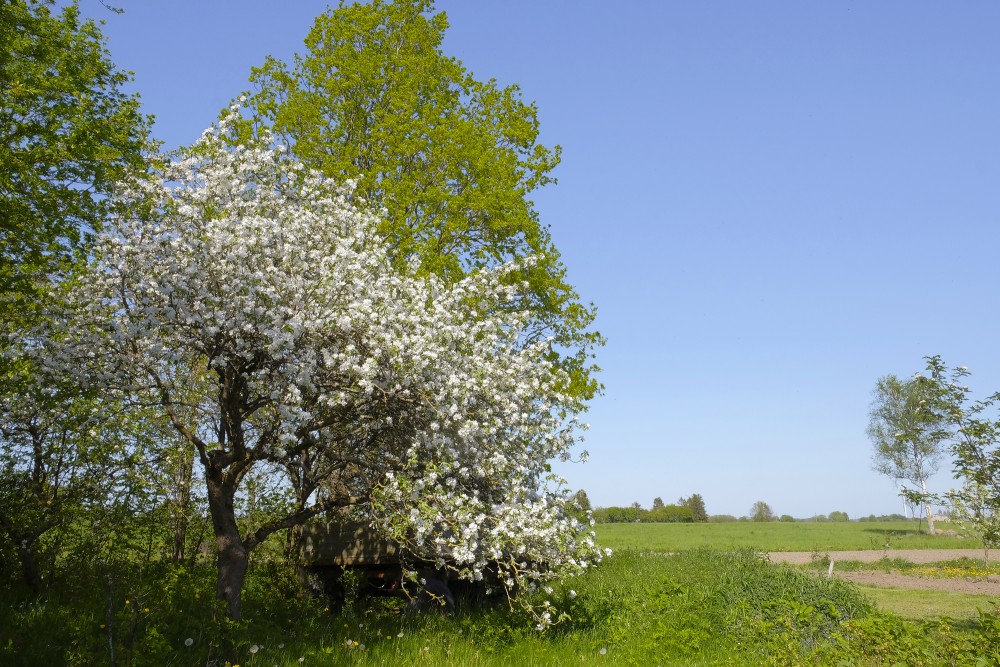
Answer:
[5, 547, 998, 666]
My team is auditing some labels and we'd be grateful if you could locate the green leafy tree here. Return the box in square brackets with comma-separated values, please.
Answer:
[648, 504, 693, 523]
[652, 496, 664, 511]
[566, 488, 591, 522]
[0, 0, 150, 325]
[867, 373, 947, 534]
[919, 357, 1000, 559]
[750, 501, 774, 522]
[827, 511, 849, 522]
[240, 0, 601, 403]
[0, 356, 156, 594]
[682, 493, 708, 522]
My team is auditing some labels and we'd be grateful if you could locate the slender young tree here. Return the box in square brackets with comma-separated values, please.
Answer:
[919, 357, 1000, 557]
[867, 373, 946, 534]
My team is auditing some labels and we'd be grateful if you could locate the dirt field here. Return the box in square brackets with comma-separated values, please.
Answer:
[769, 549, 1000, 596]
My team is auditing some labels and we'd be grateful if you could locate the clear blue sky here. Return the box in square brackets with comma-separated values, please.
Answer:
[78, 0, 1000, 519]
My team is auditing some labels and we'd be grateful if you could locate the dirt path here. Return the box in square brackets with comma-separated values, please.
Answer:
[769, 549, 1000, 596]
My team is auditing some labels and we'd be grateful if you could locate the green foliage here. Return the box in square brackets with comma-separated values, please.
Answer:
[591, 503, 694, 523]
[0, 0, 151, 323]
[828, 511, 850, 522]
[751, 500, 776, 522]
[4, 539, 1000, 665]
[565, 489, 591, 523]
[682, 493, 709, 522]
[240, 0, 602, 402]
[917, 357, 1000, 558]
[867, 371, 947, 532]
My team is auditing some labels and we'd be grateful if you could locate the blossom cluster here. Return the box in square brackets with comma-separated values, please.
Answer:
[35, 104, 604, 626]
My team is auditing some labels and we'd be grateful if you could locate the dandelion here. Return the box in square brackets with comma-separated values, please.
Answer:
[249, 644, 259, 654]
[278, 643, 284, 649]
[600, 648, 607, 655]
[184, 638, 194, 647]
[397, 631, 404, 638]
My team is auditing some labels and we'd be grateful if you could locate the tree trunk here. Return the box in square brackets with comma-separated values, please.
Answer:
[206, 471, 249, 620]
[17, 536, 44, 593]
[170, 444, 195, 564]
[0, 515, 45, 594]
[921, 478, 936, 535]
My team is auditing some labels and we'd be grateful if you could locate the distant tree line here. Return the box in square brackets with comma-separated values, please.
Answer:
[592, 494, 708, 523]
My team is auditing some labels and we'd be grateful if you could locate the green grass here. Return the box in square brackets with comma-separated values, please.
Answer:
[856, 586, 998, 622]
[5, 522, 999, 665]
[6, 548, 1000, 666]
[595, 520, 984, 553]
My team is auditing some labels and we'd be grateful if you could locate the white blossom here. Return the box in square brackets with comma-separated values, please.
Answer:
[31, 105, 603, 628]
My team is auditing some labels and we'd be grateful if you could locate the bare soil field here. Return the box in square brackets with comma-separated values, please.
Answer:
[770, 549, 1000, 595]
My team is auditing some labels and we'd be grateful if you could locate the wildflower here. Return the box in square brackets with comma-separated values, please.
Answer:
[600, 648, 607, 655]
[249, 644, 259, 654]
[569, 589, 577, 598]
[397, 631, 405, 638]
[184, 638, 194, 647]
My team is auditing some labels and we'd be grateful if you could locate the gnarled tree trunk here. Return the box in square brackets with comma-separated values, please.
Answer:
[206, 468, 248, 620]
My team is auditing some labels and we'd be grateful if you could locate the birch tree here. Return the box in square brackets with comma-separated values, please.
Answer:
[867, 373, 946, 534]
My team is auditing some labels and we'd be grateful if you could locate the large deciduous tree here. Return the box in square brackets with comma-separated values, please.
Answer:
[36, 107, 603, 622]
[240, 0, 601, 404]
[867, 373, 947, 534]
[0, 0, 150, 326]
[750, 501, 774, 522]
[682, 493, 708, 522]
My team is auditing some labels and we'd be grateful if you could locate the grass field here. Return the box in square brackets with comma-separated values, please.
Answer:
[595, 520, 984, 553]
[4, 521, 998, 665]
[856, 586, 997, 621]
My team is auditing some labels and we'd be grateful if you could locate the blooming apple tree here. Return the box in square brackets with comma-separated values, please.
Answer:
[38, 104, 603, 622]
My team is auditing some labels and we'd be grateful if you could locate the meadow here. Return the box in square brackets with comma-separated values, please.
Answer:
[595, 519, 984, 553]
[3, 521, 998, 666]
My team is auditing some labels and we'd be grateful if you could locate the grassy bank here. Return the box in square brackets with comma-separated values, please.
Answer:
[4, 547, 999, 666]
